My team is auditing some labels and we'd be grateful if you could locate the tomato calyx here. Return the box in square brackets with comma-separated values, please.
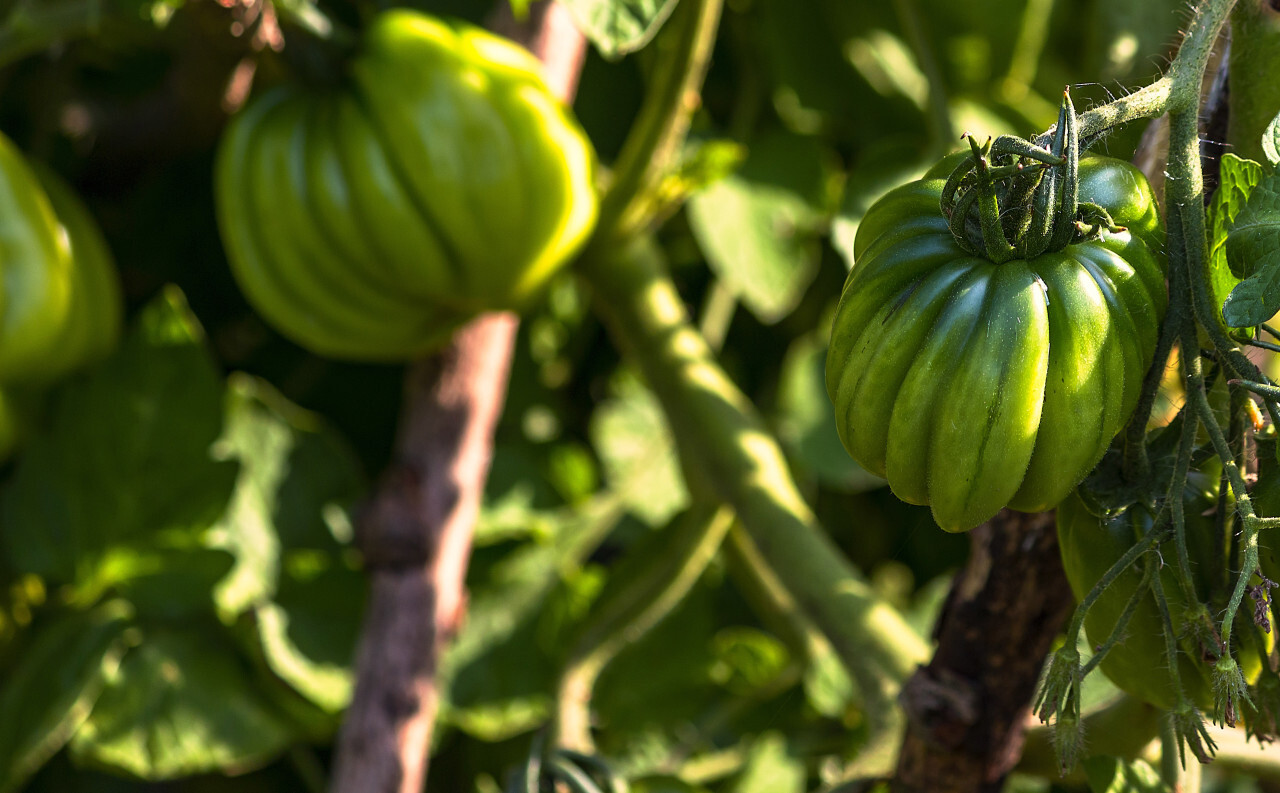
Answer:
[939, 89, 1126, 263]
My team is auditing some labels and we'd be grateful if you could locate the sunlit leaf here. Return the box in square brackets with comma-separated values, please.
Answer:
[562, 0, 680, 59]
[688, 132, 836, 323]
[731, 733, 805, 793]
[1222, 168, 1280, 328]
[1263, 109, 1280, 166]
[0, 288, 236, 590]
[69, 628, 294, 779]
[590, 375, 687, 526]
[0, 603, 134, 793]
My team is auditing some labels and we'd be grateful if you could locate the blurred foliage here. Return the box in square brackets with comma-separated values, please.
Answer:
[0, 0, 1218, 791]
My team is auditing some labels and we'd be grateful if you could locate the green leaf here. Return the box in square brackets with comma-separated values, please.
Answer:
[709, 627, 791, 696]
[0, 603, 134, 793]
[211, 375, 367, 711]
[1082, 756, 1171, 793]
[687, 132, 836, 323]
[94, 547, 235, 620]
[253, 559, 364, 714]
[562, 0, 680, 59]
[0, 288, 237, 588]
[69, 627, 294, 780]
[731, 732, 805, 793]
[592, 566, 720, 743]
[1264, 110, 1280, 166]
[590, 375, 688, 527]
[443, 498, 623, 740]
[1222, 168, 1280, 328]
[800, 635, 855, 719]
[1209, 154, 1266, 284]
[776, 332, 885, 492]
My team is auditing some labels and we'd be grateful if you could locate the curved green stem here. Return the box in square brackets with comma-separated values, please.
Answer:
[1000, 0, 1055, 104]
[578, 235, 929, 740]
[594, 0, 724, 241]
[1063, 517, 1165, 651]
[1080, 563, 1151, 677]
[553, 503, 734, 752]
[1122, 308, 1179, 481]
[1169, 387, 1203, 607]
[1182, 322, 1261, 660]
[1027, 0, 1234, 149]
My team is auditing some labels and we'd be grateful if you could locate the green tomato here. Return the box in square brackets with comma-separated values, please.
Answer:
[0, 132, 123, 461]
[32, 166, 124, 383]
[215, 9, 598, 361]
[1057, 482, 1263, 713]
[0, 132, 73, 383]
[0, 134, 121, 385]
[825, 154, 1166, 531]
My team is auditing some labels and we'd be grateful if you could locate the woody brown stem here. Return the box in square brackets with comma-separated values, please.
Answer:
[892, 510, 1074, 793]
[327, 4, 587, 791]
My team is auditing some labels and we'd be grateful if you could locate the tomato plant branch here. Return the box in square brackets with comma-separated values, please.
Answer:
[594, 0, 723, 241]
[1165, 96, 1269, 677]
[1169, 388, 1204, 608]
[328, 5, 587, 792]
[1122, 277, 1181, 480]
[1021, 696, 1164, 781]
[552, 503, 733, 753]
[1028, 0, 1234, 150]
[893, 511, 1074, 792]
[1149, 549, 1217, 762]
[578, 235, 929, 743]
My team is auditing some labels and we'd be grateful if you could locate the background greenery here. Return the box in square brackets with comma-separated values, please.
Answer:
[0, 0, 1274, 791]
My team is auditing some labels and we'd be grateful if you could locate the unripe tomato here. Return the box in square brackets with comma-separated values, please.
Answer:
[826, 154, 1165, 531]
[215, 9, 598, 361]
[1057, 482, 1263, 712]
[0, 134, 73, 384]
[0, 133, 122, 460]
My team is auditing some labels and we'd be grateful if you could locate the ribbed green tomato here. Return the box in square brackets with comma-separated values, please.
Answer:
[1057, 483, 1263, 712]
[33, 166, 124, 383]
[0, 133, 122, 460]
[825, 155, 1166, 531]
[215, 9, 597, 361]
[0, 134, 73, 385]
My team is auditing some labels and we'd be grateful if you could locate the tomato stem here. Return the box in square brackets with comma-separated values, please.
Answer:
[593, 0, 724, 243]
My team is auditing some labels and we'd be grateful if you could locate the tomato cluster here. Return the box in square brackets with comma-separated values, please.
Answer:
[0, 133, 122, 459]
[215, 10, 598, 361]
